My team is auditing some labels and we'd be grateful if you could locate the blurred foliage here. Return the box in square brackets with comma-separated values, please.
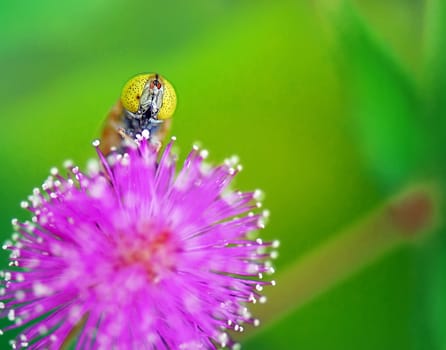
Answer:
[336, 2, 426, 189]
[0, 0, 445, 349]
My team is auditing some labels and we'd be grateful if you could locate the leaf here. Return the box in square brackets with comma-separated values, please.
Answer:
[335, 2, 427, 189]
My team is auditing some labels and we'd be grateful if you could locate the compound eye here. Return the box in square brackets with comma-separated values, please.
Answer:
[157, 77, 177, 120]
[120, 74, 154, 113]
[156, 81, 162, 89]
[149, 81, 155, 89]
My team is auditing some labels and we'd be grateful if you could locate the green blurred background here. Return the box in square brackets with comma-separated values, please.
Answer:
[1, 0, 445, 349]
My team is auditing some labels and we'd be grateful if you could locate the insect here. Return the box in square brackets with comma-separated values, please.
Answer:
[100, 73, 177, 153]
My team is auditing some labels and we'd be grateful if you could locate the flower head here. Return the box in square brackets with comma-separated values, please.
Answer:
[1, 135, 276, 349]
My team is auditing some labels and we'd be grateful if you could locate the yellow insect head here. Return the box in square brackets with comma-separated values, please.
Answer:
[120, 73, 177, 120]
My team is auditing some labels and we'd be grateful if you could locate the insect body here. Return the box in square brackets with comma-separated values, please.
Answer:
[100, 73, 177, 153]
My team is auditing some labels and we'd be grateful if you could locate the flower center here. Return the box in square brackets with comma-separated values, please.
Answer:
[115, 228, 178, 283]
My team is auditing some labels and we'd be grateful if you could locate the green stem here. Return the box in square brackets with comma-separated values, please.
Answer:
[236, 183, 439, 341]
[60, 313, 88, 350]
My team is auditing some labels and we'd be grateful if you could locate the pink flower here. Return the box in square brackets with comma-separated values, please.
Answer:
[1, 135, 277, 349]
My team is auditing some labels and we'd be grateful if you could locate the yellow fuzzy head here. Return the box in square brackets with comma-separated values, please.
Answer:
[120, 73, 177, 120]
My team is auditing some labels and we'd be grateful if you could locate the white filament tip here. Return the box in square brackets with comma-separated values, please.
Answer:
[200, 150, 209, 159]
[141, 129, 150, 139]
